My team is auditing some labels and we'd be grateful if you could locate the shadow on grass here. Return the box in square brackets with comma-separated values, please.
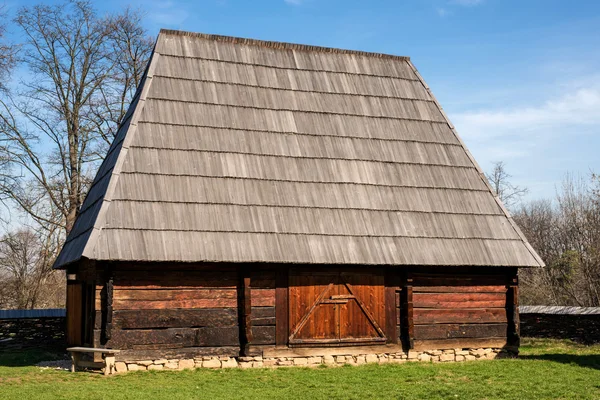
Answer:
[0, 348, 66, 367]
[520, 353, 600, 370]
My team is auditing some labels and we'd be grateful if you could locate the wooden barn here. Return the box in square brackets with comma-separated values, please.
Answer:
[54, 29, 544, 367]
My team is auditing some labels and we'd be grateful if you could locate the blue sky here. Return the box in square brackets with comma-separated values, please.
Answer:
[4, 0, 600, 201]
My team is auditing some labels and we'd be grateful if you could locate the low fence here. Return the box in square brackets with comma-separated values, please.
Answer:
[0, 308, 66, 319]
[520, 306, 600, 344]
[0, 309, 66, 352]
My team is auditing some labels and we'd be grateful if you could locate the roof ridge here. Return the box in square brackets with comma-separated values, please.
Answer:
[159, 29, 410, 61]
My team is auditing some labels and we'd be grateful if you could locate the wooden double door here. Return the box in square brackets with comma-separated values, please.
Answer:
[289, 269, 386, 345]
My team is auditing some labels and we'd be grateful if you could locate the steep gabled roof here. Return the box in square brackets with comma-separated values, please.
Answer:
[54, 29, 544, 268]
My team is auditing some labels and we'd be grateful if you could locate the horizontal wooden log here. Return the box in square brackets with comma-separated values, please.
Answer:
[251, 277, 276, 289]
[114, 298, 238, 310]
[413, 292, 506, 309]
[413, 338, 508, 351]
[252, 326, 276, 345]
[111, 327, 239, 347]
[414, 323, 507, 340]
[251, 306, 275, 318]
[114, 271, 237, 289]
[252, 289, 275, 307]
[114, 288, 236, 301]
[116, 346, 239, 361]
[251, 306, 276, 326]
[114, 308, 238, 329]
[413, 308, 507, 324]
[413, 286, 507, 293]
[412, 274, 506, 287]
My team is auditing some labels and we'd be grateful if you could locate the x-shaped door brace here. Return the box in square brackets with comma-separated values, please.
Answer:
[289, 278, 386, 341]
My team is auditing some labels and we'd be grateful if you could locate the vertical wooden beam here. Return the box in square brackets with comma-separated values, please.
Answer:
[105, 271, 114, 342]
[400, 271, 414, 350]
[275, 268, 289, 347]
[238, 266, 253, 356]
[507, 269, 520, 348]
[385, 269, 399, 344]
[66, 269, 82, 347]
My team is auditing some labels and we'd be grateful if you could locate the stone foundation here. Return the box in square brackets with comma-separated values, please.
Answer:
[114, 347, 516, 373]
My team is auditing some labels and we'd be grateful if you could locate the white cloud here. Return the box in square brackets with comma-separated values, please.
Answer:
[453, 81, 600, 142]
[449, 76, 600, 185]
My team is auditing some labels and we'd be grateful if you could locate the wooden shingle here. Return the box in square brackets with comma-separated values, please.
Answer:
[54, 30, 544, 268]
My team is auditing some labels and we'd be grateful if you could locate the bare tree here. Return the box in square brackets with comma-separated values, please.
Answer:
[0, 5, 17, 93]
[514, 173, 600, 307]
[486, 161, 529, 209]
[0, 5, 19, 224]
[0, 0, 152, 235]
[0, 228, 64, 309]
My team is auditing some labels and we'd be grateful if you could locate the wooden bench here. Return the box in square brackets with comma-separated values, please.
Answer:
[67, 347, 120, 375]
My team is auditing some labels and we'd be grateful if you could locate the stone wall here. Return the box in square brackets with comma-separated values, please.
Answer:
[521, 313, 600, 345]
[115, 347, 515, 373]
[0, 317, 66, 351]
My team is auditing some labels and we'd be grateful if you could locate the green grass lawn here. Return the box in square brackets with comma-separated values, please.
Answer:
[1, 339, 599, 400]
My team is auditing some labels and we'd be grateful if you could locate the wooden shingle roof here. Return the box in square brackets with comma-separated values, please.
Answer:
[54, 29, 544, 268]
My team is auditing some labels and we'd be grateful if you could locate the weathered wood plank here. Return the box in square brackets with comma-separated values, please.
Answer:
[251, 307, 276, 326]
[114, 308, 238, 329]
[414, 323, 507, 340]
[251, 277, 276, 289]
[252, 289, 275, 307]
[114, 288, 237, 301]
[252, 326, 276, 345]
[116, 346, 240, 361]
[507, 271, 520, 347]
[413, 292, 506, 309]
[412, 274, 506, 287]
[113, 298, 238, 310]
[413, 286, 507, 293]
[114, 270, 237, 289]
[111, 327, 239, 348]
[413, 308, 507, 324]
[275, 269, 289, 346]
[400, 273, 414, 349]
[251, 306, 275, 318]
[385, 270, 399, 344]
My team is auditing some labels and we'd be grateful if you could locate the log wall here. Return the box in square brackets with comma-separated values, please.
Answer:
[411, 272, 509, 350]
[104, 264, 241, 360]
[250, 267, 276, 346]
[82, 262, 517, 359]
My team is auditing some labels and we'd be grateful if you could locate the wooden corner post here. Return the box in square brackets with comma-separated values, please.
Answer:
[238, 265, 253, 356]
[385, 269, 399, 344]
[101, 265, 114, 345]
[507, 269, 520, 348]
[400, 271, 414, 350]
[275, 268, 289, 347]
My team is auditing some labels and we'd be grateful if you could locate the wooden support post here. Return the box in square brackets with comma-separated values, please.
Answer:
[401, 271, 414, 350]
[385, 269, 399, 344]
[507, 270, 520, 348]
[101, 265, 114, 346]
[105, 272, 113, 341]
[275, 268, 289, 347]
[238, 266, 253, 356]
